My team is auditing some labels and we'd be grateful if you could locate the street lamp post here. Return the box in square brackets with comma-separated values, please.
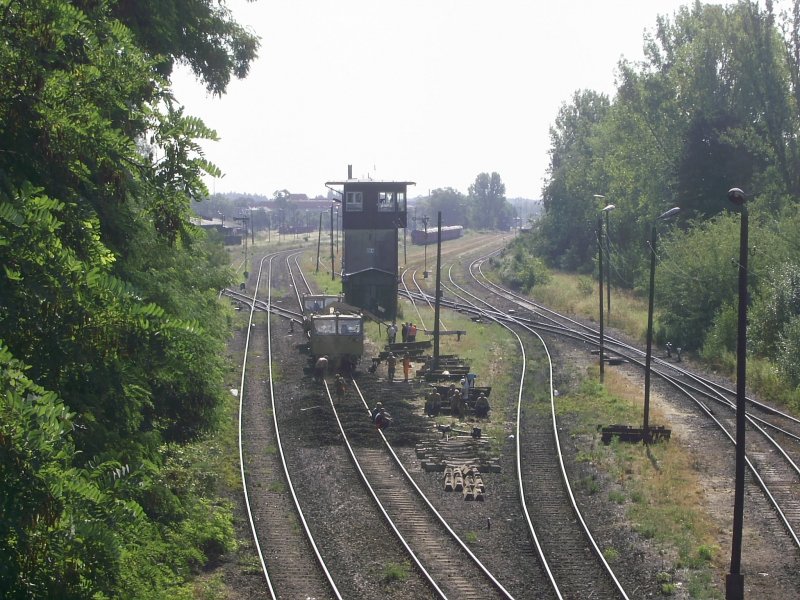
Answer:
[432, 212, 443, 370]
[330, 204, 335, 280]
[643, 206, 681, 443]
[421, 214, 430, 277]
[597, 204, 616, 383]
[594, 195, 613, 316]
[726, 187, 748, 600]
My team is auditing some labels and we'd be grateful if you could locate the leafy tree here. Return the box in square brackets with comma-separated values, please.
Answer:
[538, 90, 610, 271]
[417, 187, 468, 228]
[654, 203, 788, 351]
[777, 315, 800, 387]
[750, 263, 800, 357]
[0, 0, 252, 595]
[468, 172, 511, 230]
[538, 2, 800, 276]
[0, 344, 141, 598]
[111, 0, 260, 95]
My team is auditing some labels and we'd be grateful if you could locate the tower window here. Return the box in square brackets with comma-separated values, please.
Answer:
[346, 191, 363, 212]
[378, 192, 396, 212]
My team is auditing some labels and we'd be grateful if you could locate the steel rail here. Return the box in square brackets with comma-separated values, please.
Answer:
[468, 256, 800, 554]
[399, 267, 427, 329]
[474, 262, 800, 428]
[448, 261, 629, 599]
[236, 253, 278, 598]
[321, 377, 450, 599]
[348, 378, 517, 599]
[222, 287, 303, 322]
[238, 251, 342, 599]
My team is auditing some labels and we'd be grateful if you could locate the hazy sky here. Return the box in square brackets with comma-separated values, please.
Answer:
[171, 0, 728, 200]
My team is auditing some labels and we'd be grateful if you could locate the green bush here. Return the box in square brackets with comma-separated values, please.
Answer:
[777, 315, 800, 387]
[382, 562, 410, 583]
[603, 547, 620, 561]
[750, 263, 800, 358]
[577, 276, 594, 296]
[700, 303, 738, 362]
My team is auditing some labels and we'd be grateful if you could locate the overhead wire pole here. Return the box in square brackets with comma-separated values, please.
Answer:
[421, 214, 430, 277]
[316, 212, 323, 272]
[594, 194, 612, 315]
[726, 188, 748, 600]
[605, 209, 611, 314]
[597, 213, 605, 382]
[597, 203, 615, 383]
[330, 204, 335, 280]
[403, 218, 407, 266]
[432, 211, 443, 370]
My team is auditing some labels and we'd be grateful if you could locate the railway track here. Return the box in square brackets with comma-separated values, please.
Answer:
[326, 375, 515, 599]
[286, 250, 522, 598]
[279, 243, 630, 596]
[237, 250, 339, 599]
[462, 256, 800, 557]
[435, 261, 630, 599]
[237, 238, 799, 596]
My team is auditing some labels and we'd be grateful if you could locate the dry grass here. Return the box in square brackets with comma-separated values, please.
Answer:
[530, 272, 650, 342]
[559, 367, 723, 596]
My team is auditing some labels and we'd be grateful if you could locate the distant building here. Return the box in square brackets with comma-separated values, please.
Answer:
[191, 217, 244, 245]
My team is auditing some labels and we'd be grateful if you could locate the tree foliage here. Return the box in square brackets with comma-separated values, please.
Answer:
[0, 0, 254, 595]
[468, 172, 517, 230]
[415, 174, 516, 231]
[528, 0, 800, 374]
[539, 90, 610, 271]
[111, 0, 260, 95]
[417, 187, 467, 228]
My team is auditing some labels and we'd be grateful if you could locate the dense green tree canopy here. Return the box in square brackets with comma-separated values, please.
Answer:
[421, 187, 468, 227]
[468, 172, 513, 229]
[415, 175, 515, 231]
[515, 0, 800, 403]
[0, 0, 257, 596]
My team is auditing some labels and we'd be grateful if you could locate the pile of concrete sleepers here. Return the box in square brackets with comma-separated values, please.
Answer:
[443, 465, 485, 501]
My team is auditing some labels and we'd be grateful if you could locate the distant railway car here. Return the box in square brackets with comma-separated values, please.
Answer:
[308, 312, 364, 373]
[411, 225, 463, 245]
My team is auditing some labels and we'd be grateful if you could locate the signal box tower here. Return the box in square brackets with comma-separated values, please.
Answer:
[326, 166, 414, 321]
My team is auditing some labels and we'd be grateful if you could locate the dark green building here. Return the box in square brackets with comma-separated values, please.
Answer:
[326, 167, 413, 322]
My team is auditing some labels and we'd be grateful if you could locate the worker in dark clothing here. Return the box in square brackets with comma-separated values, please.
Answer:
[425, 390, 441, 416]
[401, 322, 408, 343]
[448, 385, 465, 419]
[314, 355, 329, 383]
[474, 392, 490, 418]
[386, 353, 397, 383]
[334, 374, 347, 401]
[371, 402, 392, 429]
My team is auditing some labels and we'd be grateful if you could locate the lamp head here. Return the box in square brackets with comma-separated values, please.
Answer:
[601, 204, 616, 213]
[728, 188, 746, 206]
[593, 194, 606, 200]
[658, 207, 681, 221]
